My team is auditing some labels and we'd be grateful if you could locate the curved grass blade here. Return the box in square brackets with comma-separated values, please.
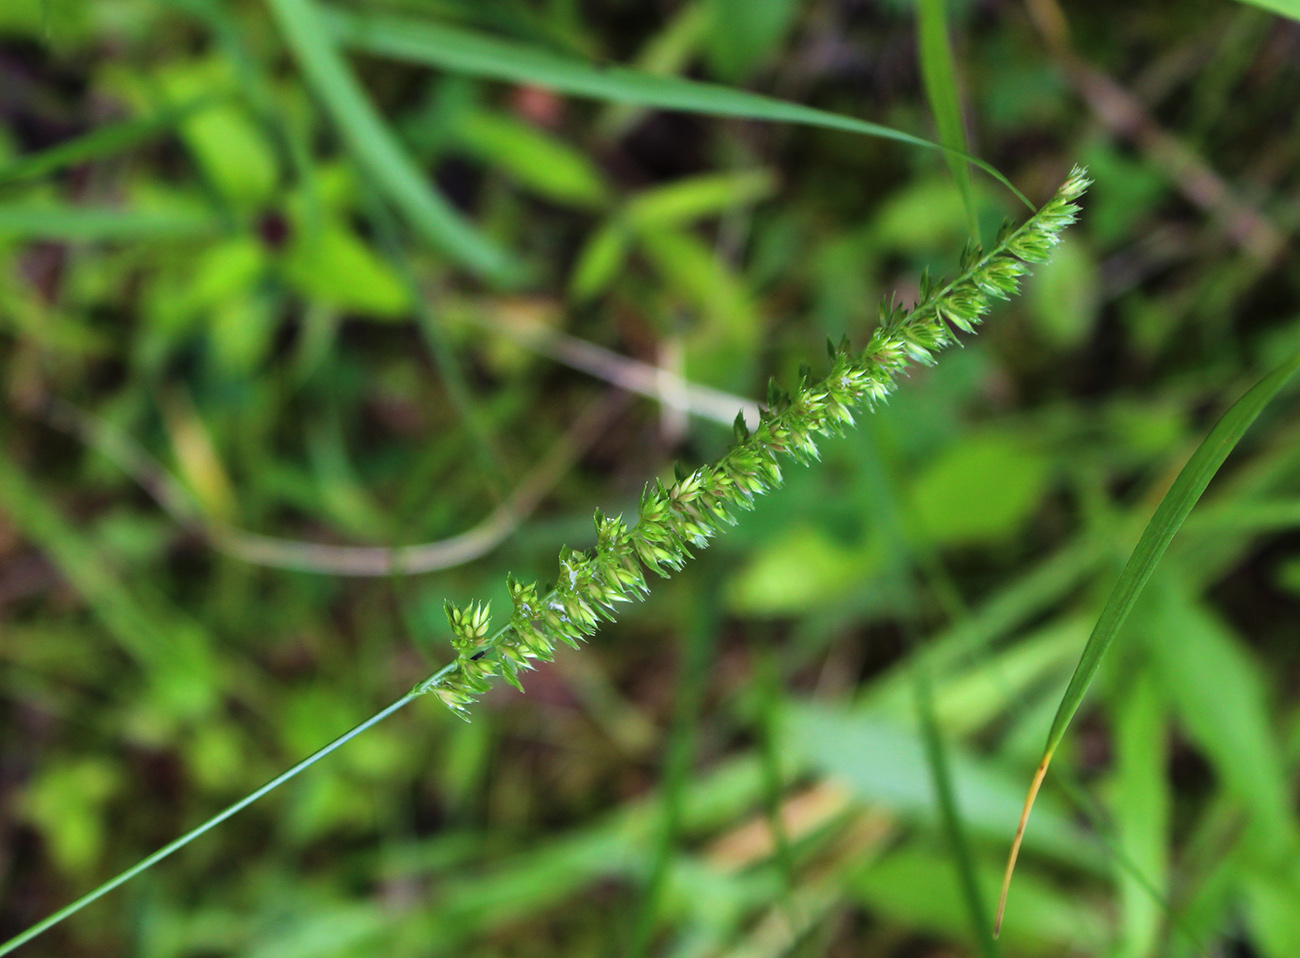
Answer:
[916, 0, 979, 239]
[0, 96, 218, 187]
[1231, 0, 1300, 21]
[265, 0, 518, 284]
[324, 4, 1031, 210]
[994, 343, 1300, 937]
[915, 663, 1000, 957]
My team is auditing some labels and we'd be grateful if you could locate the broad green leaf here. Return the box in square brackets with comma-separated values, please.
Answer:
[786, 704, 1101, 870]
[569, 220, 631, 300]
[1243, 870, 1300, 958]
[1027, 236, 1098, 348]
[870, 176, 971, 254]
[458, 110, 609, 208]
[854, 842, 1104, 955]
[726, 524, 880, 616]
[639, 227, 759, 382]
[281, 222, 410, 318]
[265, 0, 517, 283]
[189, 236, 266, 308]
[324, 4, 1031, 208]
[570, 169, 776, 300]
[208, 294, 279, 374]
[1078, 142, 1167, 246]
[626, 169, 777, 230]
[160, 62, 278, 208]
[1110, 669, 1169, 958]
[915, 0, 978, 237]
[703, 0, 799, 81]
[910, 431, 1051, 546]
[242, 903, 388, 958]
[20, 760, 120, 875]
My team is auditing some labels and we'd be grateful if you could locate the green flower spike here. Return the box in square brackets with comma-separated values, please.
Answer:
[421, 166, 1090, 720]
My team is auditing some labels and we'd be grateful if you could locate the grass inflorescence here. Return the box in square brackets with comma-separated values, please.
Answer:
[424, 166, 1090, 719]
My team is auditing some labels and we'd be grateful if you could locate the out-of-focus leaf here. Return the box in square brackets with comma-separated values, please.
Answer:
[785, 704, 1101, 870]
[853, 841, 1104, 954]
[727, 524, 879, 616]
[1231, 0, 1300, 21]
[458, 110, 608, 207]
[281, 223, 409, 318]
[703, 0, 799, 81]
[0, 96, 216, 186]
[1243, 870, 1300, 958]
[189, 237, 267, 309]
[208, 295, 280, 373]
[1078, 142, 1166, 245]
[1109, 669, 1169, 958]
[0, 454, 219, 723]
[161, 62, 279, 208]
[1028, 236, 1099, 348]
[1276, 556, 1300, 595]
[266, 0, 518, 282]
[910, 431, 1051, 546]
[639, 227, 759, 384]
[20, 760, 120, 876]
[569, 221, 631, 300]
[0, 205, 217, 240]
[870, 176, 970, 254]
[626, 169, 777, 230]
[242, 902, 388, 958]
[1140, 574, 1295, 855]
[163, 389, 237, 522]
[0, 0, 90, 44]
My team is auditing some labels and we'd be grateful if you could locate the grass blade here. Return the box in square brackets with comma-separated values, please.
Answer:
[0, 96, 217, 186]
[264, 0, 518, 283]
[915, 665, 1000, 957]
[1231, 0, 1300, 20]
[994, 343, 1300, 937]
[915, 0, 979, 238]
[324, 5, 1031, 210]
[0, 205, 217, 240]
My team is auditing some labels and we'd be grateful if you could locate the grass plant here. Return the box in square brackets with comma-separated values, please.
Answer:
[4, 2, 1300, 956]
[0, 167, 1087, 958]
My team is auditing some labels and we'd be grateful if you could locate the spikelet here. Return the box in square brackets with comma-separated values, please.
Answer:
[417, 167, 1090, 719]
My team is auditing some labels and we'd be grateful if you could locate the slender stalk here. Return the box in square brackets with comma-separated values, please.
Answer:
[0, 689, 430, 956]
[993, 753, 1050, 938]
[915, 663, 999, 956]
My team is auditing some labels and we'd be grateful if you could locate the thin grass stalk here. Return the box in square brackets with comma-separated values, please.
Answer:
[427, 168, 1090, 720]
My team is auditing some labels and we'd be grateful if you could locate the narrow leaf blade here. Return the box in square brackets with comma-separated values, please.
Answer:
[323, 4, 1031, 209]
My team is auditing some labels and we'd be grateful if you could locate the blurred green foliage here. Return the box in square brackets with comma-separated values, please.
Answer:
[2, 0, 1300, 957]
